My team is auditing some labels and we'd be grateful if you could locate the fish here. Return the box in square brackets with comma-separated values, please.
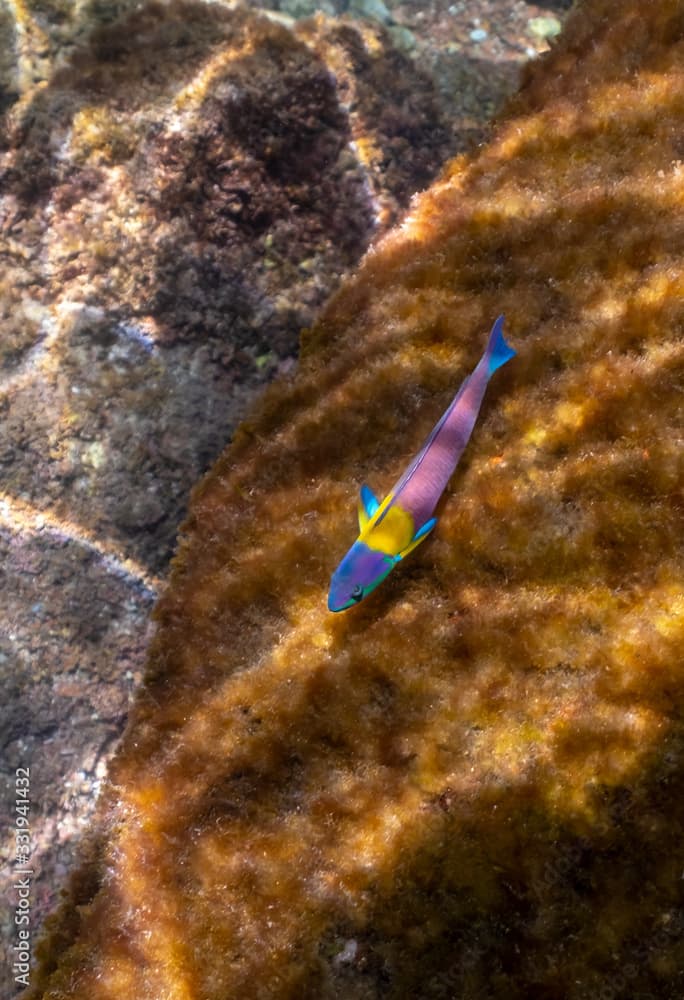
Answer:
[327, 316, 515, 612]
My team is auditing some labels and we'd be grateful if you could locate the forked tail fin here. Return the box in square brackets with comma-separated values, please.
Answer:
[485, 315, 516, 375]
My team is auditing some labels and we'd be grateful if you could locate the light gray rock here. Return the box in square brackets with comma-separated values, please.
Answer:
[349, 0, 392, 26]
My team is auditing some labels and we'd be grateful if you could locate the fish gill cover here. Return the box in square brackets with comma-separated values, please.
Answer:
[27, 0, 684, 997]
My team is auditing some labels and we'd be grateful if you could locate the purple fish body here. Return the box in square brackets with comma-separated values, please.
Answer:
[328, 316, 515, 612]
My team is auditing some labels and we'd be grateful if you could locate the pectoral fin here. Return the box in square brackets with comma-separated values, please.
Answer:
[358, 484, 380, 530]
[397, 517, 437, 560]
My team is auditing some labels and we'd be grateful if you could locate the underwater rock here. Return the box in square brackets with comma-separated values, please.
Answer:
[21, 0, 684, 998]
[349, 0, 393, 26]
[0, 0, 458, 581]
[279, 0, 337, 17]
[2, 0, 484, 958]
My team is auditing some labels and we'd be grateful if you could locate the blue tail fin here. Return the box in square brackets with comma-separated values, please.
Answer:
[486, 315, 516, 375]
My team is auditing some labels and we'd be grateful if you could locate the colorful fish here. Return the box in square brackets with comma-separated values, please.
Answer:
[327, 316, 515, 612]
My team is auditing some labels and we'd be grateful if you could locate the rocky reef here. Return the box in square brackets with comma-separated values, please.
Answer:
[4, 0, 520, 962]
[21, 0, 684, 997]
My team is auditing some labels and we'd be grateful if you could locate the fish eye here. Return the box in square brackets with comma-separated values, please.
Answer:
[351, 584, 363, 602]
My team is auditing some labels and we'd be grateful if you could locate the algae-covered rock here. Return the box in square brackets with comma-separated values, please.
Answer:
[27, 0, 684, 997]
[1, 0, 472, 958]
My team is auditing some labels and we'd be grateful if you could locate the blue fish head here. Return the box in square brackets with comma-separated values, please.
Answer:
[328, 541, 395, 612]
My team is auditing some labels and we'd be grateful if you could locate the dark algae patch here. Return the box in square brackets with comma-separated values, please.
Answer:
[27, 1, 684, 998]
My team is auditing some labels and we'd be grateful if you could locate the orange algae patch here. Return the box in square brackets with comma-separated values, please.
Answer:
[31, 1, 684, 998]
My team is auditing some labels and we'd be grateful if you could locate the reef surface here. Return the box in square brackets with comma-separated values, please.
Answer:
[1, 0, 536, 964]
[20, 0, 684, 997]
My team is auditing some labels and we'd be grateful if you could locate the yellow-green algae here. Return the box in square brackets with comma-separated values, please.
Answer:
[31, 1, 684, 997]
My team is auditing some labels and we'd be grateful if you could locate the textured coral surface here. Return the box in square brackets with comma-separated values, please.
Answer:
[28, 1, 683, 997]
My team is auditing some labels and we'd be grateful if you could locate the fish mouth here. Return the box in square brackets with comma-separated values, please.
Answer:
[327, 593, 356, 613]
